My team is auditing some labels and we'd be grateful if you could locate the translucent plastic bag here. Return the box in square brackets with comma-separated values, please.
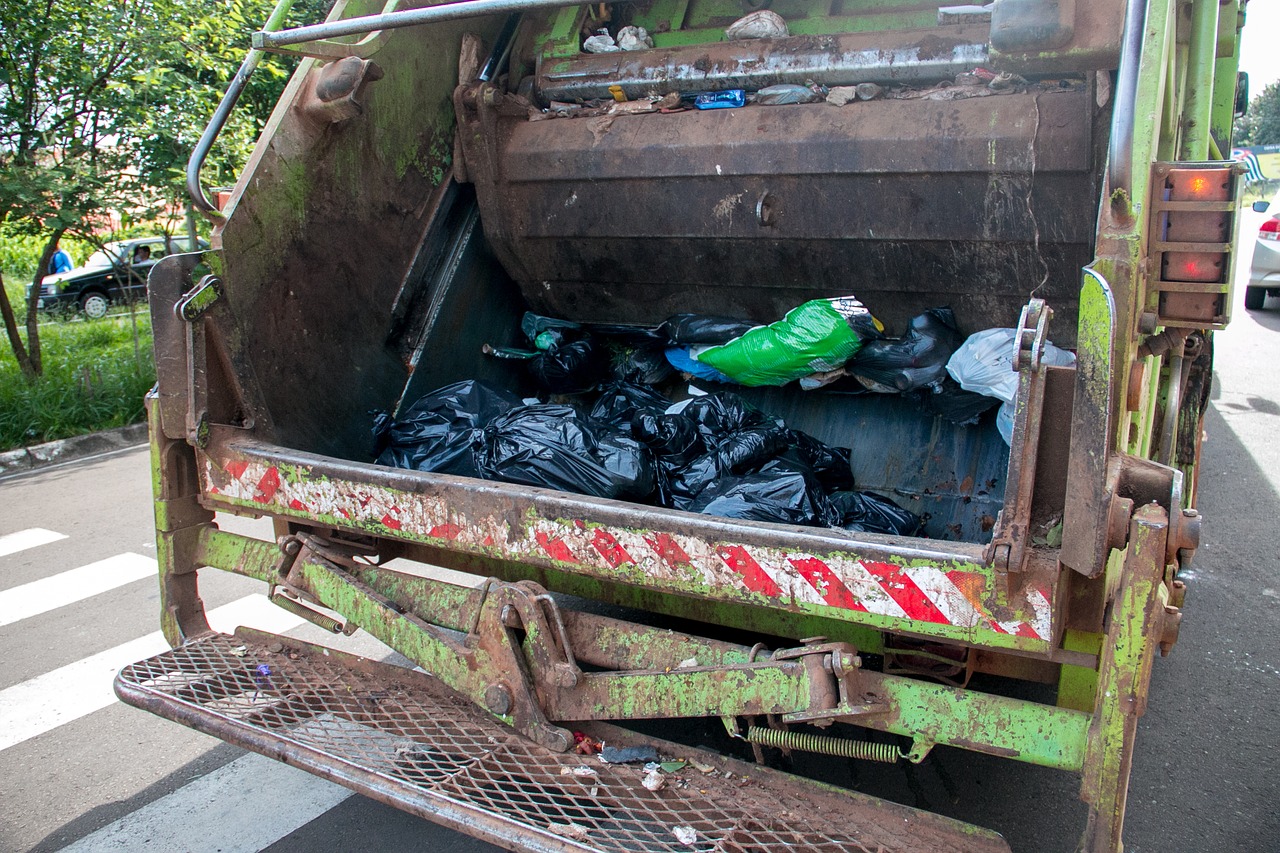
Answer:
[945, 328, 1075, 403]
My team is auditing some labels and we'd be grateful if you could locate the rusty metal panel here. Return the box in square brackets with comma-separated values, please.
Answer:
[463, 87, 1098, 346]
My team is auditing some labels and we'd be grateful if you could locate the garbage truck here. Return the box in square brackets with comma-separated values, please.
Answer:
[118, 0, 1252, 849]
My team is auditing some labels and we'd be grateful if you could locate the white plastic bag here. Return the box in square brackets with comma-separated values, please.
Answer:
[725, 10, 789, 40]
[946, 328, 1075, 404]
[616, 25, 653, 51]
[583, 32, 620, 53]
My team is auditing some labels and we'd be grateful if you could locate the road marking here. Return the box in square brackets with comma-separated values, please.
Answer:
[0, 594, 304, 753]
[0, 527, 67, 558]
[0, 553, 157, 627]
[57, 751, 352, 853]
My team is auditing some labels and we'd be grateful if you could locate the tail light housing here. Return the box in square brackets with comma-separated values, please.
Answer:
[1146, 162, 1244, 329]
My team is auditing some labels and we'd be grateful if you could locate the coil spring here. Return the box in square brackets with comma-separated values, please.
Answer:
[745, 726, 901, 763]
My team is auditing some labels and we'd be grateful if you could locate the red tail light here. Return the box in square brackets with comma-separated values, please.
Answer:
[1261, 218, 1280, 242]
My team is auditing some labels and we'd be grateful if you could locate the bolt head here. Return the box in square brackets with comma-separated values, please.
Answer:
[484, 683, 512, 716]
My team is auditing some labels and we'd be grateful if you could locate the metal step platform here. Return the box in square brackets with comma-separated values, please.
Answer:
[115, 631, 1012, 853]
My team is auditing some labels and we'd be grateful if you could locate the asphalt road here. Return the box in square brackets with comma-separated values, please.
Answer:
[1, 213, 1277, 853]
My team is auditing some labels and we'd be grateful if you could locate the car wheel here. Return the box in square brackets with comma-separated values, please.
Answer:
[1245, 287, 1266, 311]
[80, 291, 110, 319]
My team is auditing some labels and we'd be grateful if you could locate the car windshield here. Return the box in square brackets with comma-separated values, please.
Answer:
[83, 244, 134, 269]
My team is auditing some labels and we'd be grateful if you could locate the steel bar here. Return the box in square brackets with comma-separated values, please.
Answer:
[187, 0, 296, 218]
[1177, 0, 1221, 162]
[1106, 0, 1150, 202]
[255, 0, 590, 50]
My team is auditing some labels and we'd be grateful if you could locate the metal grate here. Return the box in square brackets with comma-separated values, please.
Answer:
[116, 633, 1009, 853]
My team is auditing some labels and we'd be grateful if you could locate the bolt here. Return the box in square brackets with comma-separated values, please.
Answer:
[280, 538, 302, 556]
[541, 727, 573, 753]
[484, 683, 512, 716]
[550, 663, 579, 689]
[482, 86, 501, 106]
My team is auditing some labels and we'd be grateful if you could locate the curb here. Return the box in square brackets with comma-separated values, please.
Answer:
[0, 422, 149, 479]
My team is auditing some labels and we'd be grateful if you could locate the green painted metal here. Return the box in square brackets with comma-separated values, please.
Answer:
[1056, 628, 1104, 712]
[1177, 0, 1221, 161]
[859, 672, 1090, 772]
[537, 0, 948, 61]
[1079, 505, 1170, 851]
[1208, 2, 1244, 149]
[194, 528, 280, 583]
[183, 527, 1088, 770]
[294, 553, 820, 723]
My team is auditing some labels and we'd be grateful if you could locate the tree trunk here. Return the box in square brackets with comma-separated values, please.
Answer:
[23, 229, 65, 378]
[0, 269, 36, 379]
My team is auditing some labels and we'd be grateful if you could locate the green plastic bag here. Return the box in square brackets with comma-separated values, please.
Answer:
[695, 297, 882, 386]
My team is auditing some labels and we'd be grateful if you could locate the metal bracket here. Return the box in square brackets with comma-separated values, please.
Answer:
[985, 298, 1051, 576]
[176, 275, 223, 322]
[773, 638, 888, 726]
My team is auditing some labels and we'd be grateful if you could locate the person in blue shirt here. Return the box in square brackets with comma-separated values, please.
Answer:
[50, 244, 73, 274]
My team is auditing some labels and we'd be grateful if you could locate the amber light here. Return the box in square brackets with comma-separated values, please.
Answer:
[1167, 169, 1230, 202]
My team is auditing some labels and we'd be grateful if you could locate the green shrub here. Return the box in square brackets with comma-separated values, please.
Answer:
[0, 314, 155, 451]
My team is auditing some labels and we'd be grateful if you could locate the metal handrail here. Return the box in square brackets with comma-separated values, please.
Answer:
[254, 0, 587, 50]
[1106, 0, 1150, 206]
[186, 0, 296, 219]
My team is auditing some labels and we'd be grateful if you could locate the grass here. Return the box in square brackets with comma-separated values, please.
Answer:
[0, 273, 154, 451]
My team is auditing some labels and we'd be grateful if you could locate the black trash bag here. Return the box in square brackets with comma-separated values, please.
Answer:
[588, 381, 671, 432]
[478, 404, 655, 500]
[660, 452, 722, 511]
[918, 377, 1001, 425]
[632, 412, 704, 464]
[660, 428, 802, 512]
[659, 313, 757, 345]
[829, 490, 923, 536]
[715, 426, 791, 474]
[692, 460, 834, 526]
[786, 431, 855, 493]
[609, 342, 676, 385]
[374, 380, 521, 477]
[847, 307, 964, 394]
[522, 312, 582, 351]
[680, 392, 779, 442]
[529, 338, 608, 394]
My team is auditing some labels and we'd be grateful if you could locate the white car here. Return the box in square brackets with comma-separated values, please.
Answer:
[1245, 187, 1280, 310]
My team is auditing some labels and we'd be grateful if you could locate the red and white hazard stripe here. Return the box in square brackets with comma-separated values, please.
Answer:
[203, 458, 1053, 642]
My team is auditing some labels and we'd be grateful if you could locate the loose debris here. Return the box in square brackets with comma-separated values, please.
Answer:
[600, 744, 660, 764]
[725, 10, 789, 40]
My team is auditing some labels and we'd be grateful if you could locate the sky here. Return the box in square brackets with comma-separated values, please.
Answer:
[1241, 1, 1279, 93]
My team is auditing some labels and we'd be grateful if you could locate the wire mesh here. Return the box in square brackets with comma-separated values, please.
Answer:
[118, 633, 1004, 853]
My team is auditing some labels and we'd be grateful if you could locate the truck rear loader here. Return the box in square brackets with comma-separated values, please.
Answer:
[117, 0, 1253, 849]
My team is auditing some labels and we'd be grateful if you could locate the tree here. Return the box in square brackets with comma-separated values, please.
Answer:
[1235, 81, 1280, 147]
[0, 0, 319, 378]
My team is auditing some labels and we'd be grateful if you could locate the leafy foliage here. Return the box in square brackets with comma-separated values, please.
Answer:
[0, 0, 328, 379]
[1235, 81, 1280, 147]
[0, 312, 155, 450]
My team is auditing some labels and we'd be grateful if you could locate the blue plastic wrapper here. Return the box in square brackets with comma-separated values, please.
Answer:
[694, 89, 746, 110]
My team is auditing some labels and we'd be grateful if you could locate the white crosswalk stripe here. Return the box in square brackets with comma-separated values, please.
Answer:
[0, 526, 67, 558]
[0, 594, 304, 753]
[57, 751, 352, 853]
[0, 552, 157, 627]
